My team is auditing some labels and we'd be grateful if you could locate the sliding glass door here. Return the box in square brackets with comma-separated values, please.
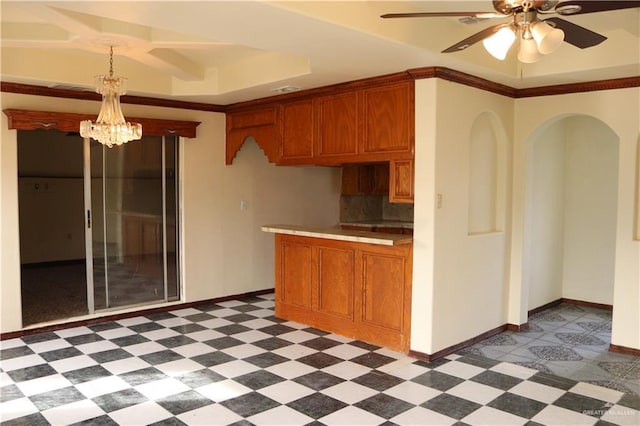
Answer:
[85, 135, 179, 312]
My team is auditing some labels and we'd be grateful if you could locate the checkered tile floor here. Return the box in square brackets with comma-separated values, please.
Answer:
[1, 294, 639, 425]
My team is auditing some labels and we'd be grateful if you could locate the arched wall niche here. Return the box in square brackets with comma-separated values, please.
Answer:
[468, 111, 508, 235]
[523, 113, 619, 310]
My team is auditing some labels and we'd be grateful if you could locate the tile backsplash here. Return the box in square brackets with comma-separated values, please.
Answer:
[340, 194, 413, 223]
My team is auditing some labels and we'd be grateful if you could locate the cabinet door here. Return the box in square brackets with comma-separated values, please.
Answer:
[341, 163, 389, 195]
[277, 239, 313, 308]
[360, 82, 413, 154]
[389, 159, 414, 203]
[341, 165, 360, 195]
[360, 251, 407, 332]
[315, 91, 358, 159]
[280, 99, 314, 161]
[315, 246, 354, 320]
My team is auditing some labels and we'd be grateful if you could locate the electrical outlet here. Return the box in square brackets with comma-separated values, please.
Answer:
[240, 200, 248, 211]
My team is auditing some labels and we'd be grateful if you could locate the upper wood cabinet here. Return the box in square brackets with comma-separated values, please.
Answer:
[360, 82, 413, 156]
[389, 159, 414, 203]
[315, 91, 359, 159]
[226, 106, 279, 164]
[225, 79, 414, 170]
[279, 99, 315, 162]
[341, 163, 389, 196]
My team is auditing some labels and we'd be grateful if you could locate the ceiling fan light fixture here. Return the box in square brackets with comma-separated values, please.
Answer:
[531, 20, 564, 54]
[483, 26, 516, 60]
[518, 37, 542, 62]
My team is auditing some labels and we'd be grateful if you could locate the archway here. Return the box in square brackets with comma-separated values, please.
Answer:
[524, 115, 619, 310]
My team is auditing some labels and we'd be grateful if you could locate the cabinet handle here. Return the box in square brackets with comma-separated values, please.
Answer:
[87, 210, 91, 228]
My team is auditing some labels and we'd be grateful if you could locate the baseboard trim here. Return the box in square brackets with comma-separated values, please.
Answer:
[507, 322, 529, 332]
[528, 298, 563, 316]
[609, 344, 640, 357]
[409, 298, 618, 363]
[408, 324, 508, 363]
[528, 298, 613, 317]
[1, 288, 275, 340]
[561, 298, 613, 311]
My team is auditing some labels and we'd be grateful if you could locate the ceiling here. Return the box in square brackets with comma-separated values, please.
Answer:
[1, 1, 639, 106]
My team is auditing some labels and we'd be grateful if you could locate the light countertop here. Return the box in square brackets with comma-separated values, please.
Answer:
[261, 224, 413, 246]
[339, 221, 413, 229]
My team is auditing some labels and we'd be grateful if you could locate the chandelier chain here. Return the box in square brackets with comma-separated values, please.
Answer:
[109, 46, 114, 78]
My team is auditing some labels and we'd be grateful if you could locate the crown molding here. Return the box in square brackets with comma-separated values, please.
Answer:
[515, 76, 640, 98]
[0, 82, 225, 113]
[3, 69, 639, 113]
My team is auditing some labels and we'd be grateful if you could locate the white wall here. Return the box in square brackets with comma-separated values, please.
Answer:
[512, 88, 640, 350]
[468, 113, 499, 235]
[411, 78, 438, 353]
[562, 117, 618, 305]
[1, 92, 340, 333]
[412, 79, 514, 354]
[527, 123, 566, 309]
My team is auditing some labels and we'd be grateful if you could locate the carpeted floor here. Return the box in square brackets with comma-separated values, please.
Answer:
[20, 262, 88, 326]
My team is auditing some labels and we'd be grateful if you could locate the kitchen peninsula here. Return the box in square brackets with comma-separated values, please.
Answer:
[262, 225, 413, 352]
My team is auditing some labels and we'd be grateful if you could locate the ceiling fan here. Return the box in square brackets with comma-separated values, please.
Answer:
[381, 0, 640, 62]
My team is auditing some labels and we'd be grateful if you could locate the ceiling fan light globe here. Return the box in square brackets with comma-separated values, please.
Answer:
[532, 21, 564, 54]
[483, 26, 516, 60]
[518, 38, 542, 63]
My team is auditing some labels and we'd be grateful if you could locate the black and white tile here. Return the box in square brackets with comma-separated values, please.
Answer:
[1, 295, 639, 425]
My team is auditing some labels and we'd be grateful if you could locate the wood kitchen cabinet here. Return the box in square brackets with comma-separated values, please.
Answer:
[315, 91, 359, 159]
[226, 79, 414, 165]
[226, 106, 279, 164]
[360, 82, 414, 156]
[389, 158, 414, 203]
[225, 79, 414, 202]
[341, 163, 390, 195]
[279, 99, 315, 162]
[312, 81, 414, 164]
[274, 233, 412, 352]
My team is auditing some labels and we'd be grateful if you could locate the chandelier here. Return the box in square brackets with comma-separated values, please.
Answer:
[482, 9, 564, 63]
[80, 46, 142, 147]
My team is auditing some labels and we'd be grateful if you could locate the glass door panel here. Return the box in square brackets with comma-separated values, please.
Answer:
[89, 140, 106, 310]
[165, 137, 179, 301]
[88, 135, 179, 311]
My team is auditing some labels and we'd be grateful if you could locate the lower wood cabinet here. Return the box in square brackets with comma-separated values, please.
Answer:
[274, 234, 412, 352]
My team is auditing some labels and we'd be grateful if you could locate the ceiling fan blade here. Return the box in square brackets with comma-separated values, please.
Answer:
[441, 23, 508, 53]
[381, 12, 505, 19]
[544, 17, 607, 48]
[555, 0, 640, 15]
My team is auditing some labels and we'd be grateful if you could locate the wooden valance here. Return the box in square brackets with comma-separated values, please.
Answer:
[3, 109, 200, 138]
